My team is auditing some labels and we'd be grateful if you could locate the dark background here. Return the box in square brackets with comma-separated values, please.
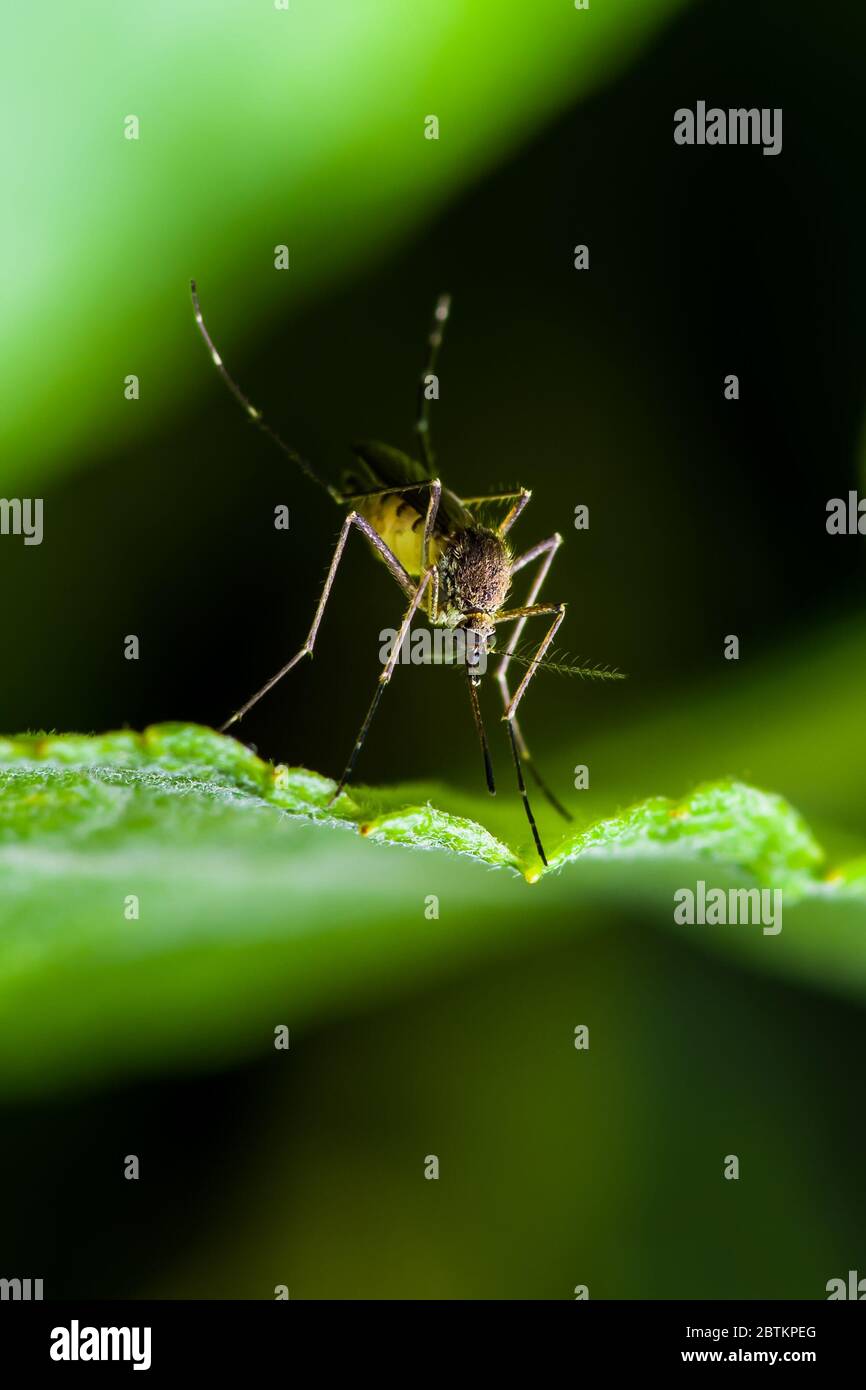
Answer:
[4, 0, 865, 780]
[3, 0, 866, 1299]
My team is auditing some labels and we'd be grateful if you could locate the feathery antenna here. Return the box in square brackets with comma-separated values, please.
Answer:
[190, 280, 340, 502]
[506, 646, 627, 681]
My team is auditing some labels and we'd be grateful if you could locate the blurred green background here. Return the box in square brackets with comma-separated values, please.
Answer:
[2, 0, 866, 1298]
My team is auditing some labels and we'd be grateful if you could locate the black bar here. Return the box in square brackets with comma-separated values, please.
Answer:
[0, 1299, 862, 1376]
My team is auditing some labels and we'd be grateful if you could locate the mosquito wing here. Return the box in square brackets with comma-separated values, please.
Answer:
[343, 440, 472, 535]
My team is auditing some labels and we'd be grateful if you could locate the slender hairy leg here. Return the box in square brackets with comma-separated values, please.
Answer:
[337, 481, 441, 509]
[495, 602, 567, 718]
[467, 669, 496, 795]
[505, 717, 548, 868]
[495, 534, 571, 820]
[415, 293, 451, 470]
[417, 478, 442, 571]
[330, 568, 434, 803]
[220, 512, 414, 732]
[457, 489, 531, 535]
[338, 479, 442, 617]
[496, 600, 567, 865]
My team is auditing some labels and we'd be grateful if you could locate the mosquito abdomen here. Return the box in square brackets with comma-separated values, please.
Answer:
[358, 492, 444, 577]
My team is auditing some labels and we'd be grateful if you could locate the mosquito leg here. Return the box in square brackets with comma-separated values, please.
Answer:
[220, 513, 414, 732]
[428, 566, 440, 624]
[495, 534, 571, 819]
[467, 668, 495, 795]
[337, 481, 443, 507]
[509, 532, 563, 580]
[330, 568, 434, 803]
[506, 710, 571, 821]
[497, 603, 567, 719]
[499, 532, 562, 712]
[419, 478, 442, 623]
[420, 478, 441, 577]
[339, 478, 442, 616]
[505, 716, 548, 868]
[456, 489, 531, 535]
[498, 602, 567, 863]
[498, 534, 563, 693]
[493, 603, 561, 623]
[415, 293, 451, 470]
[498, 489, 532, 535]
[458, 492, 527, 505]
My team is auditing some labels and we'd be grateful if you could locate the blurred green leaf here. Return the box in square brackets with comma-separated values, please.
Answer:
[1, 722, 865, 1099]
[1, 0, 686, 487]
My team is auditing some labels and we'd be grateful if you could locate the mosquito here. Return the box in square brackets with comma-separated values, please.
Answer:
[190, 281, 621, 866]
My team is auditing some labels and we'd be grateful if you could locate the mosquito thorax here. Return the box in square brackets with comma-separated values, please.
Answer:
[436, 526, 511, 626]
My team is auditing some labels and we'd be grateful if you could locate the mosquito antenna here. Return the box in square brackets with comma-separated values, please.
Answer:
[415, 292, 451, 470]
[507, 647, 627, 681]
[467, 670, 496, 796]
[505, 718, 548, 868]
[190, 280, 341, 502]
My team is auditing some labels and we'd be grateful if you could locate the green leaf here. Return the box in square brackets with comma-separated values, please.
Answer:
[552, 782, 826, 895]
[0, 722, 863, 1098]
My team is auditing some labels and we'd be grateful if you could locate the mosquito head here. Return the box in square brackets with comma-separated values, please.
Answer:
[459, 618, 497, 685]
